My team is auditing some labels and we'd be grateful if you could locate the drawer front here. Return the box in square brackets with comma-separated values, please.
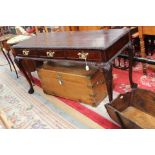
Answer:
[15, 49, 65, 59]
[15, 49, 38, 57]
[66, 50, 102, 62]
[39, 49, 65, 59]
[15, 48, 102, 62]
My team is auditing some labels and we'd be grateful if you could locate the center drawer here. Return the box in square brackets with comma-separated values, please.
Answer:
[38, 49, 65, 59]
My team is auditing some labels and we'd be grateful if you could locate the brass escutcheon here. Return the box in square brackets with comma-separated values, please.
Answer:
[22, 49, 29, 56]
[56, 73, 64, 85]
[46, 50, 55, 57]
[78, 51, 89, 60]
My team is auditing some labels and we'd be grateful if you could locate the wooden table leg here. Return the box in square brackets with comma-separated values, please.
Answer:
[128, 42, 137, 88]
[102, 63, 113, 102]
[1, 47, 12, 71]
[14, 58, 34, 94]
[7, 50, 19, 78]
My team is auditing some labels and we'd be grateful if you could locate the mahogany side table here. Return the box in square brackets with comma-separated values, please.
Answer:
[12, 29, 137, 102]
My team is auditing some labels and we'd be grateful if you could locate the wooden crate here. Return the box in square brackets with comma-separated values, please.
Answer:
[37, 62, 107, 106]
[105, 88, 155, 129]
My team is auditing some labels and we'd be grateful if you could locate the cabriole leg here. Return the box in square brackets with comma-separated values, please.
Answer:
[14, 58, 34, 94]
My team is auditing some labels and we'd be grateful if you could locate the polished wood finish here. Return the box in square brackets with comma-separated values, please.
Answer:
[12, 29, 137, 102]
[105, 88, 155, 129]
[13, 30, 130, 62]
[37, 62, 107, 106]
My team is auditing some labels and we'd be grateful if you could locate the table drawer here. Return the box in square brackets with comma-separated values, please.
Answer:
[16, 49, 65, 59]
[39, 49, 65, 59]
[66, 50, 102, 62]
[16, 49, 38, 57]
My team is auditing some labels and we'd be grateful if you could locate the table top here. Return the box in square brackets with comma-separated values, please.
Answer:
[7, 35, 32, 45]
[0, 34, 16, 42]
[13, 29, 130, 50]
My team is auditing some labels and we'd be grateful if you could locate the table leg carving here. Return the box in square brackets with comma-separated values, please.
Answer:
[102, 63, 113, 102]
[14, 58, 34, 94]
[128, 42, 137, 89]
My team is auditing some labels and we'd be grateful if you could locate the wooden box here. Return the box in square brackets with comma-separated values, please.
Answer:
[37, 62, 107, 106]
[105, 88, 155, 129]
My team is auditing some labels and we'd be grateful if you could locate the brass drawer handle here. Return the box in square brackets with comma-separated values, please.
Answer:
[78, 51, 89, 71]
[46, 51, 55, 57]
[78, 52, 89, 60]
[22, 50, 29, 56]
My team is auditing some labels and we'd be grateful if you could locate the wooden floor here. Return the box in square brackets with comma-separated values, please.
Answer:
[122, 106, 155, 129]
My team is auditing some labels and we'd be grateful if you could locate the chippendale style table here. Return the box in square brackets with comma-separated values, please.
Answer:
[12, 29, 137, 102]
